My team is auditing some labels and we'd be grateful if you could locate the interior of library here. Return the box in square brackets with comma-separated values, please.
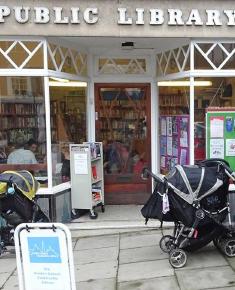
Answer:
[0, 38, 235, 204]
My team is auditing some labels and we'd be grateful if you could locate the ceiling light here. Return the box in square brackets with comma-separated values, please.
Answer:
[49, 81, 87, 87]
[49, 77, 70, 83]
[158, 81, 212, 87]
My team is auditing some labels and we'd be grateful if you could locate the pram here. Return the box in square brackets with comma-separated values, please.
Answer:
[141, 159, 235, 268]
[0, 170, 49, 255]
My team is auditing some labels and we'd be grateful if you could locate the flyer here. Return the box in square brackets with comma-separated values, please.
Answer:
[226, 139, 235, 156]
[210, 116, 224, 138]
[160, 156, 166, 168]
[161, 118, 167, 136]
[166, 117, 172, 136]
[167, 136, 172, 156]
[210, 139, 224, 159]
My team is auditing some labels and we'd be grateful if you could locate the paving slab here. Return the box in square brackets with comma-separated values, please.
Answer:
[178, 249, 228, 270]
[1, 274, 18, 290]
[74, 234, 119, 250]
[118, 276, 180, 290]
[76, 278, 116, 290]
[75, 260, 118, 282]
[74, 246, 118, 265]
[176, 266, 235, 290]
[0, 273, 12, 289]
[118, 259, 174, 283]
[0, 257, 16, 274]
[226, 257, 235, 271]
[120, 232, 162, 249]
[119, 245, 168, 264]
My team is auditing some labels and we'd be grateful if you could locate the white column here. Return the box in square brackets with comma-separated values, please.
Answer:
[151, 80, 159, 174]
[87, 53, 95, 141]
[189, 76, 195, 165]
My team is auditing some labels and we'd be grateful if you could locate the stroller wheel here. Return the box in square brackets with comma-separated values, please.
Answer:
[169, 249, 187, 268]
[221, 238, 235, 257]
[159, 235, 175, 253]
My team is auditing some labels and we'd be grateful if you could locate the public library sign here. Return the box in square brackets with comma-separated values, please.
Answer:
[1, 0, 235, 37]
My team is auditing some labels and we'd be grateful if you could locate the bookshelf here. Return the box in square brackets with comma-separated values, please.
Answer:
[0, 97, 46, 161]
[70, 142, 104, 219]
[159, 93, 189, 116]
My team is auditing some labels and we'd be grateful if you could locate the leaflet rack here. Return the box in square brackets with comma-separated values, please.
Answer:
[70, 142, 105, 219]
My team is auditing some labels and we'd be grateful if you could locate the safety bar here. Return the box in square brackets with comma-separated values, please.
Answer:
[141, 168, 166, 184]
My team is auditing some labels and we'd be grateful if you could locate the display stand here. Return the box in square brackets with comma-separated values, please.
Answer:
[70, 142, 104, 219]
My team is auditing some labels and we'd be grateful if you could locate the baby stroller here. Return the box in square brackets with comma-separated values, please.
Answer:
[141, 159, 235, 268]
[0, 170, 49, 255]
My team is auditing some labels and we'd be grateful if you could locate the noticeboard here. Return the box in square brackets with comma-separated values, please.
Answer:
[206, 110, 235, 171]
[14, 223, 76, 290]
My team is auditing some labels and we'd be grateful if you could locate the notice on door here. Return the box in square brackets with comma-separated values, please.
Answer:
[74, 152, 88, 174]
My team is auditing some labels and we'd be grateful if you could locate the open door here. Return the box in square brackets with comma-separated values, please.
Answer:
[95, 83, 151, 204]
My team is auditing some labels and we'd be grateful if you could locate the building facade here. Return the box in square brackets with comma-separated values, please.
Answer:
[1, 0, 235, 220]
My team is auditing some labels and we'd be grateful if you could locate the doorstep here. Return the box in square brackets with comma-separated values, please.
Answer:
[66, 205, 174, 238]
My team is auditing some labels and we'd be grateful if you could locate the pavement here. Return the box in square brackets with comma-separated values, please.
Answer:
[0, 206, 235, 290]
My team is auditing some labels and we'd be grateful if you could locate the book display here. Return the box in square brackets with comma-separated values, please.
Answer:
[159, 93, 189, 116]
[70, 142, 104, 219]
[160, 115, 190, 173]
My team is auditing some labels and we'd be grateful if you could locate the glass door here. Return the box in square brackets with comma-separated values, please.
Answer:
[95, 83, 151, 204]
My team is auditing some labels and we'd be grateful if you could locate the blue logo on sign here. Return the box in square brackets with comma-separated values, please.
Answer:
[28, 237, 61, 263]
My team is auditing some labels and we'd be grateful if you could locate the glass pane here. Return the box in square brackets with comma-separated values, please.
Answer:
[159, 80, 190, 174]
[49, 83, 87, 185]
[97, 87, 148, 174]
[194, 77, 235, 167]
[0, 77, 47, 183]
[24, 45, 44, 69]
[8, 42, 29, 67]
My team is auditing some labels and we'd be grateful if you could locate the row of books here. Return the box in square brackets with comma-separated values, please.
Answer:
[0, 103, 44, 115]
[88, 143, 101, 159]
[92, 187, 102, 205]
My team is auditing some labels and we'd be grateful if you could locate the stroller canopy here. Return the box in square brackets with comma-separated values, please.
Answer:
[166, 165, 225, 205]
[0, 170, 39, 200]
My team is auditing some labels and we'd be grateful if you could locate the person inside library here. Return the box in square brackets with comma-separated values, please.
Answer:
[27, 139, 38, 154]
[7, 136, 38, 165]
[61, 146, 70, 182]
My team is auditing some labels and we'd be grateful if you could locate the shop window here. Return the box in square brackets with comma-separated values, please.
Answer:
[49, 82, 87, 185]
[159, 81, 190, 174]
[194, 77, 235, 169]
[0, 77, 47, 182]
[0, 41, 43, 69]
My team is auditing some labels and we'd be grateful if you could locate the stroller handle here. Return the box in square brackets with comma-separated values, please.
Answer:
[200, 158, 235, 179]
[0, 179, 13, 186]
[141, 168, 166, 184]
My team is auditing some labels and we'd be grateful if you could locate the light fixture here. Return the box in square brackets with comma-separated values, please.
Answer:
[158, 81, 212, 87]
[49, 77, 70, 83]
[49, 81, 87, 87]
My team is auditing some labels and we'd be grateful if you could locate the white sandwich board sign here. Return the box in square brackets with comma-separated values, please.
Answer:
[14, 223, 76, 290]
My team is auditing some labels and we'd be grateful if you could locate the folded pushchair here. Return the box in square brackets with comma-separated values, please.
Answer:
[0, 170, 49, 254]
[141, 159, 235, 268]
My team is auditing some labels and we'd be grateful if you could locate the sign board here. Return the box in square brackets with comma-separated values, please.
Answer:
[14, 223, 76, 290]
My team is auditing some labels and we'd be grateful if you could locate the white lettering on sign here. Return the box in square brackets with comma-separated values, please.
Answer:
[186, 9, 203, 26]
[0, 6, 234, 27]
[118, 8, 133, 24]
[83, 8, 99, 24]
[206, 10, 222, 26]
[136, 8, 145, 25]
[14, 6, 30, 23]
[224, 10, 235, 26]
[34, 7, 50, 23]
[150, 9, 164, 25]
[0, 6, 10, 22]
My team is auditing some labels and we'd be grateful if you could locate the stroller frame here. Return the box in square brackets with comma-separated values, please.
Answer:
[142, 159, 235, 268]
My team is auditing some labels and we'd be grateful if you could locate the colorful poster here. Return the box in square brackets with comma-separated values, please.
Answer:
[180, 148, 187, 165]
[172, 138, 178, 157]
[226, 139, 235, 156]
[210, 116, 224, 138]
[210, 139, 224, 159]
[167, 136, 172, 156]
[161, 118, 167, 136]
[160, 156, 166, 168]
[180, 117, 188, 147]
[166, 117, 172, 136]
[160, 137, 167, 155]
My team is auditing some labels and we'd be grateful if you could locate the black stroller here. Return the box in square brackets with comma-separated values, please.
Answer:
[141, 159, 235, 268]
[0, 170, 49, 255]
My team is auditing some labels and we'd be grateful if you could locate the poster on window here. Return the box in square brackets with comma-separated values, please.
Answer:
[210, 139, 224, 159]
[161, 118, 167, 136]
[167, 136, 172, 156]
[226, 139, 235, 156]
[210, 116, 224, 138]
[166, 117, 172, 136]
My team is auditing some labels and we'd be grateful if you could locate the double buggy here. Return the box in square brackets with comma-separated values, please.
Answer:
[0, 170, 49, 254]
[141, 159, 235, 268]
